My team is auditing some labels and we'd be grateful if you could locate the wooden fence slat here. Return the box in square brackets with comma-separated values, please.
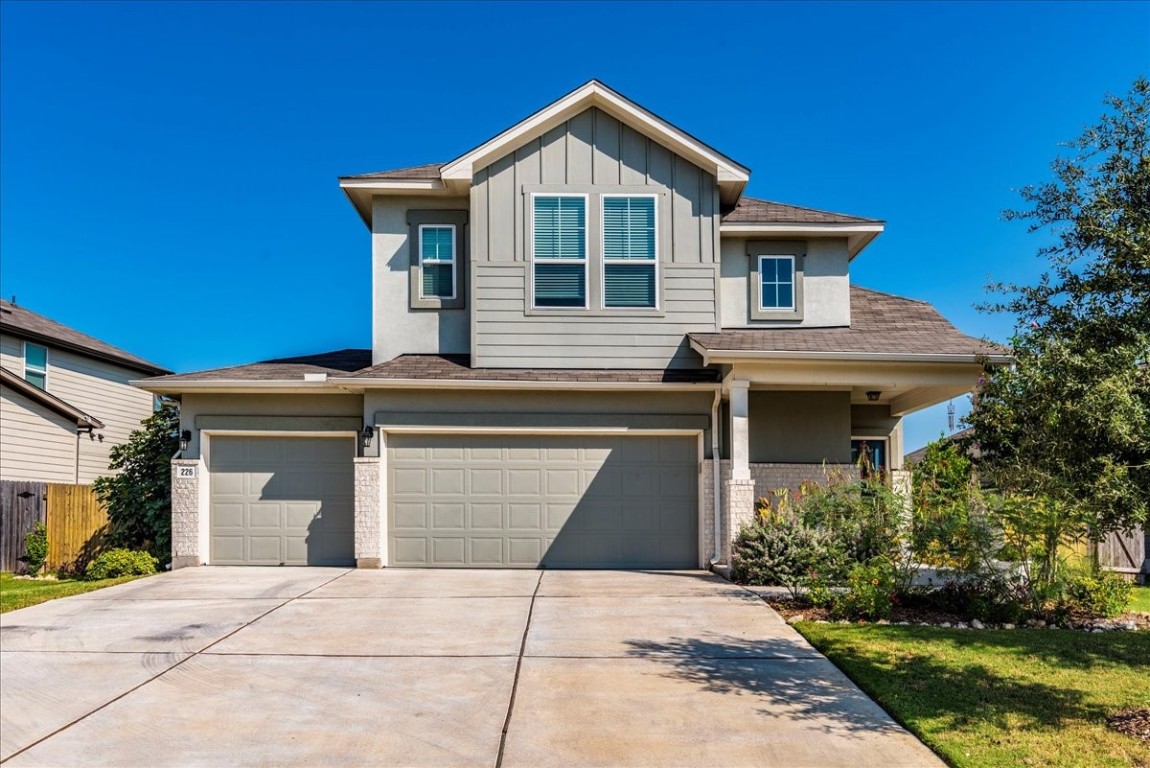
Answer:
[0, 480, 47, 573]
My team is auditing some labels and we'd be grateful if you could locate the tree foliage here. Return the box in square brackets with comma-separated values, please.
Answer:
[93, 402, 179, 565]
[968, 77, 1150, 538]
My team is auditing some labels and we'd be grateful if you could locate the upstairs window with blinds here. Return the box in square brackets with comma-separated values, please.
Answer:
[419, 225, 456, 300]
[24, 342, 47, 389]
[532, 195, 587, 308]
[602, 195, 657, 308]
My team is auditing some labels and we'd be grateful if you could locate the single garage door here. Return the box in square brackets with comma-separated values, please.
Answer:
[209, 436, 355, 566]
[388, 434, 698, 568]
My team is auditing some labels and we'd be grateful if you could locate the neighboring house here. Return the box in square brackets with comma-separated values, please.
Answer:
[140, 81, 1007, 570]
[0, 299, 171, 484]
[904, 428, 977, 466]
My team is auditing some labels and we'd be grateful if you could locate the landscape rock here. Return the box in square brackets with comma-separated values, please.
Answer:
[971, 619, 985, 629]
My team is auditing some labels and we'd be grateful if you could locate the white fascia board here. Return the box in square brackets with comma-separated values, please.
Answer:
[328, 377, 719, 392]
[719, 222, 885, 236]
[694, 348, 1011, 365]
[130, 379, 342, 395]
[338, 178, 445, 192]
[440, 82, 749, 184]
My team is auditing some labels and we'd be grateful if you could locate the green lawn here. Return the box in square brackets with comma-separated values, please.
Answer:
[1129, 586, 1150, 613]
[0, 572, 147, 612]
[797, 622, 1150, 768]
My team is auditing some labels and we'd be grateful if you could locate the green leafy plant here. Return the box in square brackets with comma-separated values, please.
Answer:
[933, 571, 1029, 624]
[731, 517, 845, 599]
[83, 548, 157, 581]
[793, 473, 904, 566]
[93, 402, 179, 566]
[1063, 570, 1132, 618]
[22, 522, 49, 576]
[831, 560, 897, 621]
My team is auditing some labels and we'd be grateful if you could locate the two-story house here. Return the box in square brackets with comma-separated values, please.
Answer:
[1, 299, 171, 484]
[141, 81, 1005, 570]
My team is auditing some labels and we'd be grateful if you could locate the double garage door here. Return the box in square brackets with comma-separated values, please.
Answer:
[208, 433, 699, 568]
[387, 434, 698, 568]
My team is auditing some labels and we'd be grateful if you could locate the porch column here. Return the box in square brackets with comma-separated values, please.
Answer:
[722, 380, 756, 560]
[730, 380, 750, 480]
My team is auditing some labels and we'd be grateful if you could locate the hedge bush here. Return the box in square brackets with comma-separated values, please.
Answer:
[84, 548, 157, 581]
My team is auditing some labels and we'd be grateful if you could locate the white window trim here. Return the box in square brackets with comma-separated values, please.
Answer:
[529, 192, 589, 311]
[23, 340, 48, 388]
[600, 193, 660, 311]
[417, 223, 457, 301]
[757, 254, 797, 312]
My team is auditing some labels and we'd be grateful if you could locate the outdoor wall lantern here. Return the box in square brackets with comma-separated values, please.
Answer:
[361, 425, 375, 448]
[179, 430, 192, 452]
[866, 391, 881, 402]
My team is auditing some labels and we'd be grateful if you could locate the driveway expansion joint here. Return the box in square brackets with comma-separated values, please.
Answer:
[495, 570, 543, 768]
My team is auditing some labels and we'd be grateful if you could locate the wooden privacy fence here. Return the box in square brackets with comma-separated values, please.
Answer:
[1095, 528, 1148, 580]
[46, 483, 109, 572]
[0, 480, 109, 573]
[0, 480, 46, 572]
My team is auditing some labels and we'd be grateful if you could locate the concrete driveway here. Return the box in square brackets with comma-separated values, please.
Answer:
[0, 568, 941, 767]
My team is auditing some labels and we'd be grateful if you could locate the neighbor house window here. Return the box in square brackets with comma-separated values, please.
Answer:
[419, 224, 456, 300]
[532, 195, 587, 308]
[602, 195, 657, 308]
[759, 255, 796, 311]
[24, 342, 47, 389]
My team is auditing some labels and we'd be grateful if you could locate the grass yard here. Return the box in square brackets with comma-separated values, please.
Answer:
[1129, 586, 1150, 614]
[797, 622, 1150, 768]
[0, 572, 147, 613]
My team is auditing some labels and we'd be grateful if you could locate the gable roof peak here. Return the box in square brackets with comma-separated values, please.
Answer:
[437, 80, 750, 205]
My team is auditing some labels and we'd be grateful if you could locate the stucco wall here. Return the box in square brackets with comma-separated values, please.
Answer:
[372, 195, 472, 364]
[177, 393, 364, 459]
[719, 237, 850, 328]
[749, 390, 852, 463]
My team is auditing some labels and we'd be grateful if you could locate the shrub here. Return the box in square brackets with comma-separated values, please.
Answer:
[84, 548, 157, 581]
[792, 474, 904, 566]
[1063, 571, 1131, 618]
[832, 561, 897, 621]
[23, 522, 49, 575]
[934, 571, 1029, 624]
[731, 518, 845, 599]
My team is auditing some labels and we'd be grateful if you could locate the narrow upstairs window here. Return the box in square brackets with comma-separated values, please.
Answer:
[419, 225, 456, 300]
[532, 195, 587, 308]
[24, 342, 47, 389]
[602, 195, 657, 308]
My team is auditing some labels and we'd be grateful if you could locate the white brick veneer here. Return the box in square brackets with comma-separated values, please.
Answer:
[170, 459, 203, 569]
[354, 457, 383, 568]
[702, 461, 860, 563]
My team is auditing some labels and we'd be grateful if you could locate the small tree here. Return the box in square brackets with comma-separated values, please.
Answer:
[93, 402, 179, 566]
[970, 77, 1150, 546]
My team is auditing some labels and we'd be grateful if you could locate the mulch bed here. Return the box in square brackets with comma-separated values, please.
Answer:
[1106, 710, 1150, 743]
[763, 597, 1150, 630]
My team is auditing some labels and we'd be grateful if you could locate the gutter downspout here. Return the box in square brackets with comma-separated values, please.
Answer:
[710, 389, 722, 566]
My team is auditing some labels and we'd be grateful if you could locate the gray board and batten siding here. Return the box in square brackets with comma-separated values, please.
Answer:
[470, 107, 721, 369]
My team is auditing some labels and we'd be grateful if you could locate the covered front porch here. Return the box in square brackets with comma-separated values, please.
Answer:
[702, 356, 989, 564]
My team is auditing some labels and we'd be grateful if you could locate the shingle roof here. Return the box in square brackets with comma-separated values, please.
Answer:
[340, 163, 445, 181]
[143, 349, 372, 383]
[348, 354, 720, 383]
[0, 299, 171, 375]
[721, 196, 882, 225]
[690, 286, 1006, 358]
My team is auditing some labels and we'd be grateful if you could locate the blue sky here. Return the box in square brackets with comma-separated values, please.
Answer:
[1, 0, 1147, 452]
